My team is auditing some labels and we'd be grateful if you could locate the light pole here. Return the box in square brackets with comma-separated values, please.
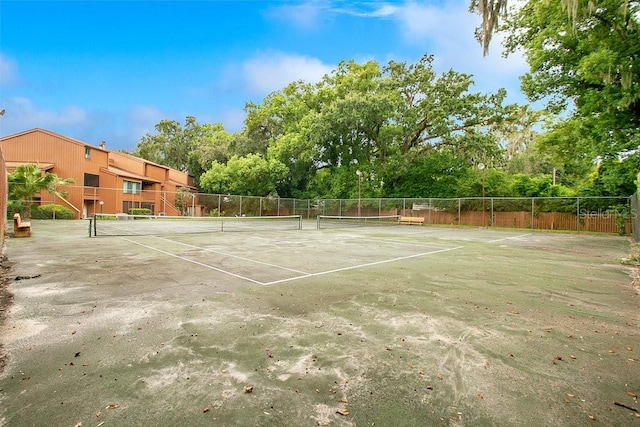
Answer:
[478, 163, 486, 227]
[356, 170, 362, 217]
[99, 200, 104, 213]
[191, 193, 196, 216]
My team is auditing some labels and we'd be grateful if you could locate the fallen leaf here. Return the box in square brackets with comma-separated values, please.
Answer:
[567, 394, 575, 398]
[554, 355, 563, 361]
[338, 398, 348, 403]
[426, 385, 433, 390]
[627, 347, 634, 351]
[243, 386, 254, 394]
[627, 391, 637, 398]
[106, 404, 118, 409]
[477, 394, 484, 399]
[95, 411, 101, 417]
[203, 407, 210, 413]
[450, 415, 459, 421]
[74, 423, 82, 427]
[336, 408, 349, 416]
[588, 415, 595, 420]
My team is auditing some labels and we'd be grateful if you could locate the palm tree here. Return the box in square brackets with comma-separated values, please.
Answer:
[7, 164, 75, 219]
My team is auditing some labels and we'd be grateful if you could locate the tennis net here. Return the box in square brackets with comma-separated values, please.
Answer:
[89, 214, 303, 236]
[316, 215, 401, 229]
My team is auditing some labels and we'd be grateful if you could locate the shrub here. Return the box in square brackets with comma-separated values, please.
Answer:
[30, 204, 75, 219]
[128, 208, 152, 216]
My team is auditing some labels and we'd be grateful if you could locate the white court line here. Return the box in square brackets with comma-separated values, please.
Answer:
[121, 237, 462, 287]
[488, 233, 531, 243]
[261, 245, 464, 286]
[121, 237, 266, 285]
[151, 236, 311, 275]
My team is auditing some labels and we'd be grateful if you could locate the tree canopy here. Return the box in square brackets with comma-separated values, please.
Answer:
[132, 2, 639, 199]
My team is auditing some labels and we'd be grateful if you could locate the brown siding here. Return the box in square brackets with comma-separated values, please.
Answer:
[0, 129, 195, 219]
[145, 163, 167, 182]
[108, 152, 144, 175]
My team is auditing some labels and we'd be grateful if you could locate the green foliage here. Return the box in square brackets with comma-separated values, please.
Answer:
[174, 187, 194, 215]
[7, 164, 75, 219]
[199, 154, 288, 197]
[503, 0, 640, 195]
[128, 208, 152, 216]
[30, 204, 75, 219]
[382, 152, 470, 198]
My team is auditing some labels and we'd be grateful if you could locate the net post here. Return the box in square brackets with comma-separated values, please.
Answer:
[88, 216, 93, 237]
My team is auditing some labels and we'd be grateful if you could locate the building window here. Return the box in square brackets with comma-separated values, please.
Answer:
[84, 173, 99, 187]
[123, 180, 141, 194]
[85, 147, 91, 159]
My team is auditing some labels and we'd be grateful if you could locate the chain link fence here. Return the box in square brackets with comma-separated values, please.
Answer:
[5, 185, 636, 235]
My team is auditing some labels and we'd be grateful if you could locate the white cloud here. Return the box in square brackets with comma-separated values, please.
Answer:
[0, 52, 20, 87]
[1, 97, 87, 132]
[126, 105, 171, 145]
[242, 52, 333, 95]
[390, 1, 528, 102]
[265, 2, 325, 30]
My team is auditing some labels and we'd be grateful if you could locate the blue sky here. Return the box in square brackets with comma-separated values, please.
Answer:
[0, 0, 528, 151]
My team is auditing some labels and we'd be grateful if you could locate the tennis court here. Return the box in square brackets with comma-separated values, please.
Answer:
[1, 219, 638, 426]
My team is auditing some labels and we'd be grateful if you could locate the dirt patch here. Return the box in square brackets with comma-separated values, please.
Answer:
[0, 253, 14, 374]
[1, 221, 639, 426]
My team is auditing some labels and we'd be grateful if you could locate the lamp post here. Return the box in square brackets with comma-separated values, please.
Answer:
[99, 200, 104, 213]
[478, 163, 486, 227]
[356, 170, 362, 217]
[191, 193, 196, 216]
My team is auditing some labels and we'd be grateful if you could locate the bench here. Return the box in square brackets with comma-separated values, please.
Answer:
[399, 216, 425, 225]
[13, 213, 32, 237]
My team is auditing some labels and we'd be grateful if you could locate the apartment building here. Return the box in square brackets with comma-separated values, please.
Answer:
[0, 128, 196, 218]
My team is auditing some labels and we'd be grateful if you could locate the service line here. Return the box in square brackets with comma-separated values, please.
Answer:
[261, 245, 464, 286]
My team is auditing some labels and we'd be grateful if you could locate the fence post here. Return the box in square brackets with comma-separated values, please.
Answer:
[576, 197, 580, 233]
[491, 198, 494, 227]
[531, 198, 534, 229]
[458, 198, 461, 225]
[239, 196, 243, 217]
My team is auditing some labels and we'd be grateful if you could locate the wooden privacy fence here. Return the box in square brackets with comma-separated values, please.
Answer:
[314, 196, 635, 235]
[12, 187, 635, 236]
[405, 209, 632, 234]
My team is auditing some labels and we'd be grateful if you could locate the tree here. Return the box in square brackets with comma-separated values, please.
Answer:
[7, 164, 75, 219]
[243, 54, 519, 198]
[501, 0, 640, 195]
[199, 154, 288, 197]
[174, 187, 194, 216]
[134, 116, 225, 184]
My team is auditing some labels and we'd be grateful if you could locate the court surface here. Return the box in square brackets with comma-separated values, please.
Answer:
[1, 220, 638, 426]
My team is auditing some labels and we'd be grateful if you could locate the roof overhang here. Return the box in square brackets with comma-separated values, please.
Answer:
[5, 161, 55, 171]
